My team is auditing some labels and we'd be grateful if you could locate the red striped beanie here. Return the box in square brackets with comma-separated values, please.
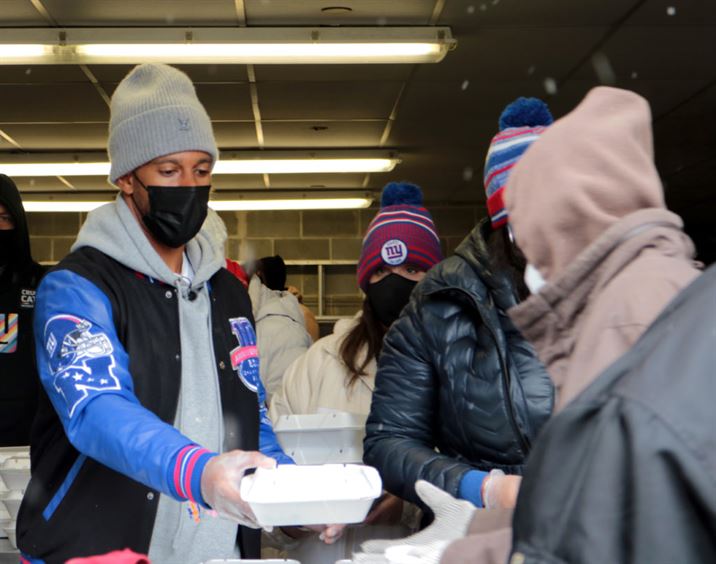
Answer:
[484, 97, 553, 228]
[357, 182, 443, 291]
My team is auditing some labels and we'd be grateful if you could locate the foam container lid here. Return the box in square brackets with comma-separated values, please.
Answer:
[0, 456, 30, 492]
[241, 464, 381, 527]
[273, 412, 367, 465]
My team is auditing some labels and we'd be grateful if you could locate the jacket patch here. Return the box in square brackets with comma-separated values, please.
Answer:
[229, 317, 260, 393]
[44, 314, 120, 418]
[0, 313, 18, 354]
[20, 288, 36, 309]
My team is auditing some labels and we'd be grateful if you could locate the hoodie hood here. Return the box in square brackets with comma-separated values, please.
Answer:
[72, 193, 226, 288]
[505, 86, 665, 282]
[0, 174, 33, 267]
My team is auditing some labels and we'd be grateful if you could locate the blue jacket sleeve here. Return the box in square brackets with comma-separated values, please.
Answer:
[257, 356, 294, 465]
[34, 270, 215, 506]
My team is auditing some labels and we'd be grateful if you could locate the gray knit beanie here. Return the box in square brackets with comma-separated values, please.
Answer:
[108, 63, 219, 183]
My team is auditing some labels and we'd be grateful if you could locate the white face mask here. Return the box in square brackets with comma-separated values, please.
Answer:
[524, 263, 547, 294]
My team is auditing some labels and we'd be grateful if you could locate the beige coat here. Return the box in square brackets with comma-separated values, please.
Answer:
[267, 315, 416, 564]
[269, 316, 375, 419]
[440, 87, 701, 564]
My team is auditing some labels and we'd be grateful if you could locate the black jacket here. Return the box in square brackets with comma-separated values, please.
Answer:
[0, 174, 45, 446]
[512, 264, 716, 564]
[364, 223, 553, 504]
[18, 247, 261, 563]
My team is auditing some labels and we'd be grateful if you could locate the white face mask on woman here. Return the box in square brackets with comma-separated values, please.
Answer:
[524, 263, 547, 295]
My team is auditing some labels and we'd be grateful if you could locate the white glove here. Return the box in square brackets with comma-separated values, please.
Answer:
[361, 480, 476, 553]
[199, 449, 276, 527]
[482, 469, 522, 510]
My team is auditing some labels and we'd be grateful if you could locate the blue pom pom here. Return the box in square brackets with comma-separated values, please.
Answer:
[498, 97, 554, 131]
[380, 182, 424, 208]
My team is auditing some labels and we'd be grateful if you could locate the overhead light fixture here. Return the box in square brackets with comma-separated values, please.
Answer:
[0, 155, 398, 177]
[0, 27, 454, 65]
[23, 197, 373, 213]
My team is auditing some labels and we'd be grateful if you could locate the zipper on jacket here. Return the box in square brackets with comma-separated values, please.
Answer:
[427, 287, 531, 454]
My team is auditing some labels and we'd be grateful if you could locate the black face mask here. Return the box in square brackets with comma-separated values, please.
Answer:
[133, 175, 210, 248]
[0, 229, 17, 266]
[366, 273, 418, 328]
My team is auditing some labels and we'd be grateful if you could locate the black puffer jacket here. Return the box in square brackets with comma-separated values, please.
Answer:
[364, 222, 553, 504]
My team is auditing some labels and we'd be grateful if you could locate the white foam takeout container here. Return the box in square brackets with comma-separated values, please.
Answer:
[240, 464, 381, 527]
[0, 456, 30, 493]
[0, 491, 22, 520]
[273, 412, 367, 465]
[3, 520, 16, 549]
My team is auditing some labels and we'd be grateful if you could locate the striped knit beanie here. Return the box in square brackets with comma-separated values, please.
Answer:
[357, 182, 443, 292]
[484, 97, 554, 228]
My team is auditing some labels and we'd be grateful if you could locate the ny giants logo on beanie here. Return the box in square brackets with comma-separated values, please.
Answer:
[381, 239, 408, 265]
[357, 182, 443, 291]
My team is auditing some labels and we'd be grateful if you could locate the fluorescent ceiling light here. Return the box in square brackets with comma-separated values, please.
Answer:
[76, 43, 442, 63]
[0, 158, 397, 177]
[0, 27, 454, 65]
[23, 197, 372, 213]
[214, 158, 396, 175]
[0, 44, 50, 59]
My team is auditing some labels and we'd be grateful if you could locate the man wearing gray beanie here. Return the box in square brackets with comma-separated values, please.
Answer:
[17, 63, 295, 563]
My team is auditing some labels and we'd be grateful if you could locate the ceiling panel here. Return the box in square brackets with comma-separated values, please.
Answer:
[257, 81, 403, 120]
[0, 83, 109, 122]
[56, 177, 115, 191]
[267, 173, 367, 188]
[413, 27, 607, 82]
[208, 174, 267, 189]
[382, 150, 483, 203]
[244, 0, 435, 25]
[394, 79, 551, 147]
[98, 82, 254, 121]
[0, 0, 48, 26]
[41, 0, 239, 26]
[0, 123, 109, 150]
[212, 122, 259, 148]
[664, 167, 716, 215]
[0, 66, 90, 84]
[572, 26, 716, 81]
[439, 0, 631, 28]
[9, 177, 71, 191]
[254, 64, 414, 83]
[262, 121, 385, 148]
[627, 0, 716, 25]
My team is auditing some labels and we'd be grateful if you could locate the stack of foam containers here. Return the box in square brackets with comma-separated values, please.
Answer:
[0, 446, 30, 554]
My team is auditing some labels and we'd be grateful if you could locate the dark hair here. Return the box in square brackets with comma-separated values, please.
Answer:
[486, 225, 530, 301]
[256, 255, 287, 291]
[339, 298, 387, 387]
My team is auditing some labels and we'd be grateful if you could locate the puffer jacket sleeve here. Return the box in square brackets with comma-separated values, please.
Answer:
[364, 300, 474, 505]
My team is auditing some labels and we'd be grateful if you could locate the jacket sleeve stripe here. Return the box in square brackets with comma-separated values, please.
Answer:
[173, 445, 196, 498]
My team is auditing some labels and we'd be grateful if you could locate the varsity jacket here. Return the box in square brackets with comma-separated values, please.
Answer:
[17, 202, 289, 563]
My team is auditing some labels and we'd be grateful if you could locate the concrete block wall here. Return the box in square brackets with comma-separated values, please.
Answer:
[27, 204, 485, 317]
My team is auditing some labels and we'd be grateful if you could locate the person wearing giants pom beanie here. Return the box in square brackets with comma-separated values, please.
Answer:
[267, 182, 440, 564]
[357, 182, 443, 325]
[18, 64, 291, 564]
[363, 98, 555, 551]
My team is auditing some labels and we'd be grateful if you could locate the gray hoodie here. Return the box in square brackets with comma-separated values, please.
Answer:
[73, 194, 241, 563]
